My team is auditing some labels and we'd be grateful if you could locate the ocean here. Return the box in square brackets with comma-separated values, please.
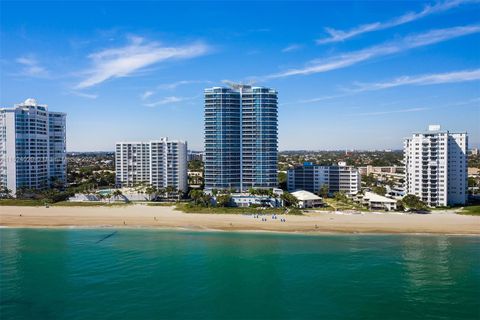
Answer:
[1, 229, 479, 320]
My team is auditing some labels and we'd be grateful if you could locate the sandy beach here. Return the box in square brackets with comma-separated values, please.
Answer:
[0, 205, 479, 235]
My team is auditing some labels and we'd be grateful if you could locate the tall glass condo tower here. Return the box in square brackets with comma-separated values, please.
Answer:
[204, 85, 278, 192]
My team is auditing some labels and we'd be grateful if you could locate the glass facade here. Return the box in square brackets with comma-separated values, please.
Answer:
[204, 86, 278, 191]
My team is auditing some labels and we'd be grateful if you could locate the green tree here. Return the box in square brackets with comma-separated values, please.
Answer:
[145, 186, 158, 201]
[334, 191, 348, 202]
[0, 187, 13, 199]
[362, 174, 376, 187]
[372, 186, 387, 196]
[385, 179, 395, 188]
[201, 193, 213, 207]
[401, 194, 427, 211]
[188, 160, 203, 171]
[318, 185, 329, 198]
[177, 189, 185, 201]
[278, 172, 287, 190]
[42, 189, 73, 203]
[165, 186, 176, 199]
[281, 192, 298, 207]
[112, 189, 123, 202]
[396, 200, 404, 211]
[189, 189, 204, 205]
[468, 177, 477, 188]
[216, 194, 232, 207]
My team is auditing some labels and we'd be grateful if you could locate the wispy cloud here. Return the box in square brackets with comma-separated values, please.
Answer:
[143, 96, 196, 107]
[297, 94, 350, 104]
[348, 97, 479, 116]
[317, 0, 478, 44]
[140, 90, 154, 100]
[282, 44, 303, 53]
[349, 107, 430, 116]
[264, 24, 480, 80]
[16, 56, 48, 77]
[350, 69, 480, 92]
[69, 91, 98, 99]
[140, 80, 211, 100]
[284, 69, 480, 106]
[280, 93, 352, 106]
[157, 80, 211, 90]
[76, 36, 210, 89]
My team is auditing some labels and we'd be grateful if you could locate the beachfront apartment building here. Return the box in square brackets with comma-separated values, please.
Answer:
[287, 162, 360, 195]
[115, 138, 188, 192]
[404, 125, 468, 207]
[0, 98, 67, 196]
[204, 85, 278, 192]
[187, 151, 204, 162]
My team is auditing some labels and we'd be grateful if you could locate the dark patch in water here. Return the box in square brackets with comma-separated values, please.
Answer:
[95, 231, 118, 244]
[0, 298, 33, 307]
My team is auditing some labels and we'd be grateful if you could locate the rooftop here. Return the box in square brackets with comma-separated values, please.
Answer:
[363, 192, 396, 203]
[291, 190, 322, 201]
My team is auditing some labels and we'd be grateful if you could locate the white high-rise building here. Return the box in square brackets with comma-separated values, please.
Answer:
[115, 138, 188, 192]
[0, 99, 66, 196]
[404, 125, 468, 207]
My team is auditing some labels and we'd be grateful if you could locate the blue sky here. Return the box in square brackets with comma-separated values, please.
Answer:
[1, 0, 479, 151]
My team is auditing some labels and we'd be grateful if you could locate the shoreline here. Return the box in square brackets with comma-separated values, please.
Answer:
[2, 225, 480, 237]
[1, 204, 479, 235]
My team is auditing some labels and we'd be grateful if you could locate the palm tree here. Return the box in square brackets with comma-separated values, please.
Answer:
[112, 189, 123, 202]
[145, 186, 158, 201]
[177, 189, 184, 202]
[0, 187, 13, 199]
[189, 189, 203, 205]
[165, 186, 175, 200]
[318, 185, 329, 198]
[97, 193, 105, 202]
[281, 192, 298, 208]
[202, 193, 213, 207]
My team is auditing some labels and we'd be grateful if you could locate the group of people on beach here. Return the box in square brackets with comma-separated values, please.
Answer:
[253, 214, 286, 223]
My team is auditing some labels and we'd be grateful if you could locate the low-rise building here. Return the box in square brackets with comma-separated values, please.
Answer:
[291, 190, 323, 208]
[361, 192, 397, 211]
[68, 193, 101, 202]
[468, 167, 479, 177]
[287, 162, 360, 195]
[358, 165, 403, 176]
[187, 151, 204, 162]
[358, 165, 405, 185]
[386, 185, 405, 198]
[228, 193, 283, 208]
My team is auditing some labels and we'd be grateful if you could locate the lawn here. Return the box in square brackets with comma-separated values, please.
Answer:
[0, 199, 131, 207]
[175, 203, 289, 215]
[52, 201, 131, 207]
[0, 199, 45, 206]
[146, 202, 176, 207]
[458, 205, 480, 216]
[323, 198, 368, 211]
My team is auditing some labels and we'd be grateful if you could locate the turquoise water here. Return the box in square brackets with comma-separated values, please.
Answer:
[1, 229, 479, 320]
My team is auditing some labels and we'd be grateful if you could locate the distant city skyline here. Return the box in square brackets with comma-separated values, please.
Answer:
[0, 1, 479, 151]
